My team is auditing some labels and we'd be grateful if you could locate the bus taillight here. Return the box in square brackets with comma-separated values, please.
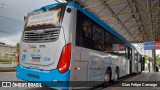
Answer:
[58, 44, 71, 73]
[18, 53, 20, 64]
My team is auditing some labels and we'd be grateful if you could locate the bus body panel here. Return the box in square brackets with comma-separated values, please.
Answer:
[17, 65, 70, 81]
[126, 59, 130, 74]
[60, 6, 80, 82]
[80, 48, 107, 81]
[73, 61, 88, 81]
[138, 62, 141, 72]
[19, 27, 66, 70]
[72, 30, 129, 82]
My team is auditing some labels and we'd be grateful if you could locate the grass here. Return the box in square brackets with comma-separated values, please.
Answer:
[0, 58, 17, 62]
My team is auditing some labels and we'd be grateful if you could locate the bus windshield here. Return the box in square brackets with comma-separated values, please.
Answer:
[25, 4, 65, 30]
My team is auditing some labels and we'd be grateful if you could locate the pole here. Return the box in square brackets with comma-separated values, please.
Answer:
[152, 49, 156, 72]
[149, 57, 150, 72]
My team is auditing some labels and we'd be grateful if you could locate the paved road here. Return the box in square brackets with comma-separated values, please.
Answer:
[103, 72, 160, 90]
[0, 72, 52, 90]
[0, 72, 17, 81]
[0, 64, 13, 67]
[0, 72, 160, 90]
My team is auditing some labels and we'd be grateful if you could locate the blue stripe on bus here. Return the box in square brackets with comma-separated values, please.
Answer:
[16, 65, 70, 88]
[67, 2, 131, 47]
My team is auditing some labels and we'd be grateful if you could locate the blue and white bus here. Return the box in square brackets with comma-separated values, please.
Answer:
[16, 2, 142, 89]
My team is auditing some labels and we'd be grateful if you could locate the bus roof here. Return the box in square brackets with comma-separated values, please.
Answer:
[67, 2, 132, 47]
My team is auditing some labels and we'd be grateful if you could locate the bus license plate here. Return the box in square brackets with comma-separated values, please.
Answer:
[31, 57, 41, 62]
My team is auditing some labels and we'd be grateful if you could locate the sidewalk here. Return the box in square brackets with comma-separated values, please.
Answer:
[0, 63, 16, 72]
[0, 67, 16, 72]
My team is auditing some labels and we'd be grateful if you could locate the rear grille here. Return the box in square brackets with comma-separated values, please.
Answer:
[23, 28, 60, 42]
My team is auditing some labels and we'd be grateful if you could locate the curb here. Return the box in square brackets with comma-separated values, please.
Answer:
[0, 67, 16, 72]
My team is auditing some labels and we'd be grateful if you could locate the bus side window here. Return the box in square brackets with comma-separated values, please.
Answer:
[76, 11, 83, 47]
[76, 11, 93, 49]
[104, 31, 112, 52]
[82, 19, 92, 39]
[81, 16, 93, 49]
[93, 24, 104, 51]
[104, 30, 126, 56]
[76, 10, 126, 57]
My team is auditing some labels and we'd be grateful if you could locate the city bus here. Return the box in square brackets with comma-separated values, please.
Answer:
[16, 2, 142, 89]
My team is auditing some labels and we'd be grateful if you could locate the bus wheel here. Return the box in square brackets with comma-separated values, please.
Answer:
[114, 68, 119, 82]
[103, 69, 111, 87]
[105, 69, 111, 82]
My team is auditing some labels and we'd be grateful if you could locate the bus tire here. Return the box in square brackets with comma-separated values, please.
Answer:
[114, 68, 119, 82]
[103, 69, 111, 87]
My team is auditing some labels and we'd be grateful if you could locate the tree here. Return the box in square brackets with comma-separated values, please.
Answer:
[144, 55, 149, 63]
[16, 43, 19, 53]
[13, 43, 19, 57]
[156, 55, 160, 67]
[0, 42, 5, 45]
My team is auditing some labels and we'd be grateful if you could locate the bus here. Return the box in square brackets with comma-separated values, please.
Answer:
[16, 2, 142, 89]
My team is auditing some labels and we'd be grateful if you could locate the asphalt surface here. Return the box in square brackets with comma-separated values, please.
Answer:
[0, 72, 160, 90]
[0, 64, 16, 72]
[102, 72, 160, 90]
[0, 72, 52, 90]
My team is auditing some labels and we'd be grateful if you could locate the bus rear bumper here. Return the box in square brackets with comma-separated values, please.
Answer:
[16, 65, 70, 88]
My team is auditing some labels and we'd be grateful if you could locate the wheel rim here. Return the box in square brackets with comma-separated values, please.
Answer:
[104, 73, 109, 81]
[114, 72, 118, 81]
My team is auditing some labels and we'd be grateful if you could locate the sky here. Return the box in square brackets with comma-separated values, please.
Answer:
[0, 0, 65, 46]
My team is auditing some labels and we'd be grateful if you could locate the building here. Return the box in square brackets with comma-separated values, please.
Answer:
[0, 44, 16, 58]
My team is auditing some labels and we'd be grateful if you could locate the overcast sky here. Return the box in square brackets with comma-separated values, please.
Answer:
[0, 0, 65, 46]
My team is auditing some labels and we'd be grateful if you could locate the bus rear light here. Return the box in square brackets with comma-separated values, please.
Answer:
[17, 53, 20, 64]
[74, 67, 80, 70]
[57, 44, 71, 73]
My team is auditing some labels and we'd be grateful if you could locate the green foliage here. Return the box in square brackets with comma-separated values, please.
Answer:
[14, 43, 20, 57]
[143, 54, 160, 67]
[144, 55, 149, 63]
[0, 42, 5, 45]
[0, 58, 17, 62]
[156, 55, 160, 64]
